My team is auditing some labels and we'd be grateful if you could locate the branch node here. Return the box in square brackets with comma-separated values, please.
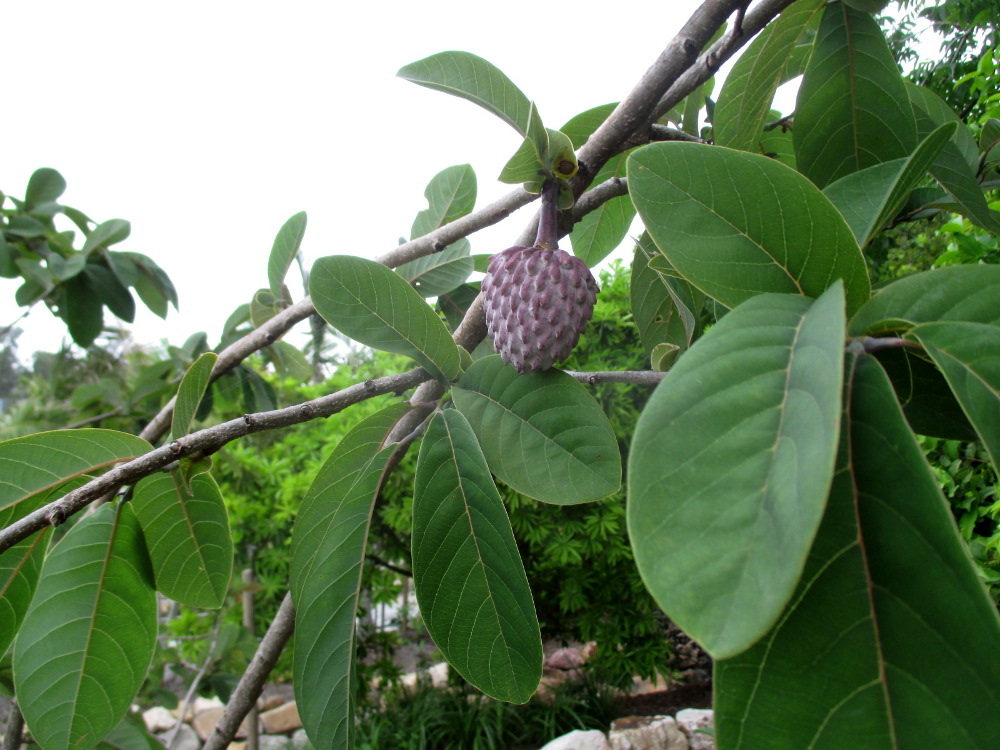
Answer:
[682, 38, 699, 58]
[363, 379, 376, 392]
[243, 414, 253, 427]
[47, 508, 65, 527]
[432, 240, 446, 252]
[170, 440, 183, 456]
[299, 403, 315, 418]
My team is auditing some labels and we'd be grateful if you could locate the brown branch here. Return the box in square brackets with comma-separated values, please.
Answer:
[649, 0, 799, 126]
[0, 368, 431, 555]
[366, 553, 413, 578]
[201, 593, 296, 750]
[574, 0, 748, 176]
[564, 370, 666, 386]
[649, 124, 706, 143]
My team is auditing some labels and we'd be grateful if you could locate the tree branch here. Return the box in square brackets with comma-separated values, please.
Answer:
[574, 0, 748, 175]
[564, 370, 666, 386]
[0, 368, 432, 555]
[366, 553, 413, 578]
[201, 593, 296, 750]
[649, 0, 799, 125]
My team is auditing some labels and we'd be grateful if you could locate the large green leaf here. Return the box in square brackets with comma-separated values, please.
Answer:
[452, 356, 621, 504]
[396, 239, 474, 297]
[413, 409, 542, 702]
[171, 352, 217, 439]
[906, 81, 1000, 232]
[131, 469, 233, 609]
[848, 264, 1000, 336]
[570, 153, 634, 267]
[823, 123, 956, 248]
[628, 141, 870, 314]
[910, 322, 1000, 467]
[0, 429, 152, 514]
[630, 235, 703, 358]
[0, 476, 89, 657]
[290, 404, 408, 750]
[310, 255, 461, 381]
[13, 503, 157, 750]
[397, 52, 532, 136]
[628, 285, 846, 658]
[715, 353, 1000, 749]
[82, 220, 131, 256]
[409, 164, 477, 239]
[794, 3, 916, 188]
[267, 211, 307, 297]
[714, 0, 825, 152]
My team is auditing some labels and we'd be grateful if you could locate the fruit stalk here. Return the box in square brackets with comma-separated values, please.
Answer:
[535, 179, 559, 250]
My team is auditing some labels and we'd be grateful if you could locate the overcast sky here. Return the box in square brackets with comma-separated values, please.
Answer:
[3, 0, 801, 358]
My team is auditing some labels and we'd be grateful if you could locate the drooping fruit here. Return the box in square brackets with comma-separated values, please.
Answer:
[481, 245, 599, 373]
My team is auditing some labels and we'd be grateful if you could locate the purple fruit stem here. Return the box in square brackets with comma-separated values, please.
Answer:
[535, 179, 559, 250]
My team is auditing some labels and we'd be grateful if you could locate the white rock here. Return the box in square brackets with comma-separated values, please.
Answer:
[260, 701, 302, 734]
[157, 723, 200, 750]
[539, 729, 612, 750]
[427, 662, 449, 688]
[547, 646, 585, 671]
[258, 735, 291, 750]
[676, 709, 715, 750]
[609, 715, 689, 750]
[142, 706, 176, 732]
[291, 728, 313, 749]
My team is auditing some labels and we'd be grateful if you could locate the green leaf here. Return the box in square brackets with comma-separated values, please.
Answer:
[0, 476, 90, 657]
[498, 138, 546, 185]
[131, 253, 178, 318]
[172, 352, 217, 439]
[87, 265, 136, 323]
[0, 429, 152, 514]
[250, 287, 282, 329]
[396, 239, 474, 297]
[269, 340, 314, 383]
[267, 211, 307, 297]
[131, 469, 233, 609]
[82, 220, 131, 255]
[561, 103, 617, 149]
[397, 51, 532, 136]
[628, 285, 846, 658]
[910, 322, 1000, 467]
[413, 409, 542, 702]
[13, 503, 157, 750]
[452, 356, 621, 504]
[873, 347, 976, 441]
[25, 168, 67, 209]
[715, 0, 825, 152]
[628, 141, 870, 314]
[794, 2, 916, 188]
[410, 165, 477, 239]
[290, 403, 408, 750]
[96, 715, 162, 750]
[848, 264, 1000, 336]
[62, 273, 105, 348]
[822, 123, 956, 248]
[310, 255, 461, 381]
[630, 234, 703, 358]
[715, 353, 1000, 749]
[842, 0, 890, 11]
[570, 154, 634, 267]
[906, 82, 1000, 232]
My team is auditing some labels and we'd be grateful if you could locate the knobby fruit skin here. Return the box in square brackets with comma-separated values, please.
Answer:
[481, 245, 599, 373]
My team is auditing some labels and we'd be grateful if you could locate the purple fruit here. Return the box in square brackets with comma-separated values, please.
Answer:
[481, 245, 599, 373]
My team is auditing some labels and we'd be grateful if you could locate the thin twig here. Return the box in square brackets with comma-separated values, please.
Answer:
[366, 553, 413, 578]
[564, 370, 667, 386]
[649, 124, 707, 143]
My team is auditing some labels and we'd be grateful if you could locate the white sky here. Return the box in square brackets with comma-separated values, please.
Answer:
[2, 0, 797, 359]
